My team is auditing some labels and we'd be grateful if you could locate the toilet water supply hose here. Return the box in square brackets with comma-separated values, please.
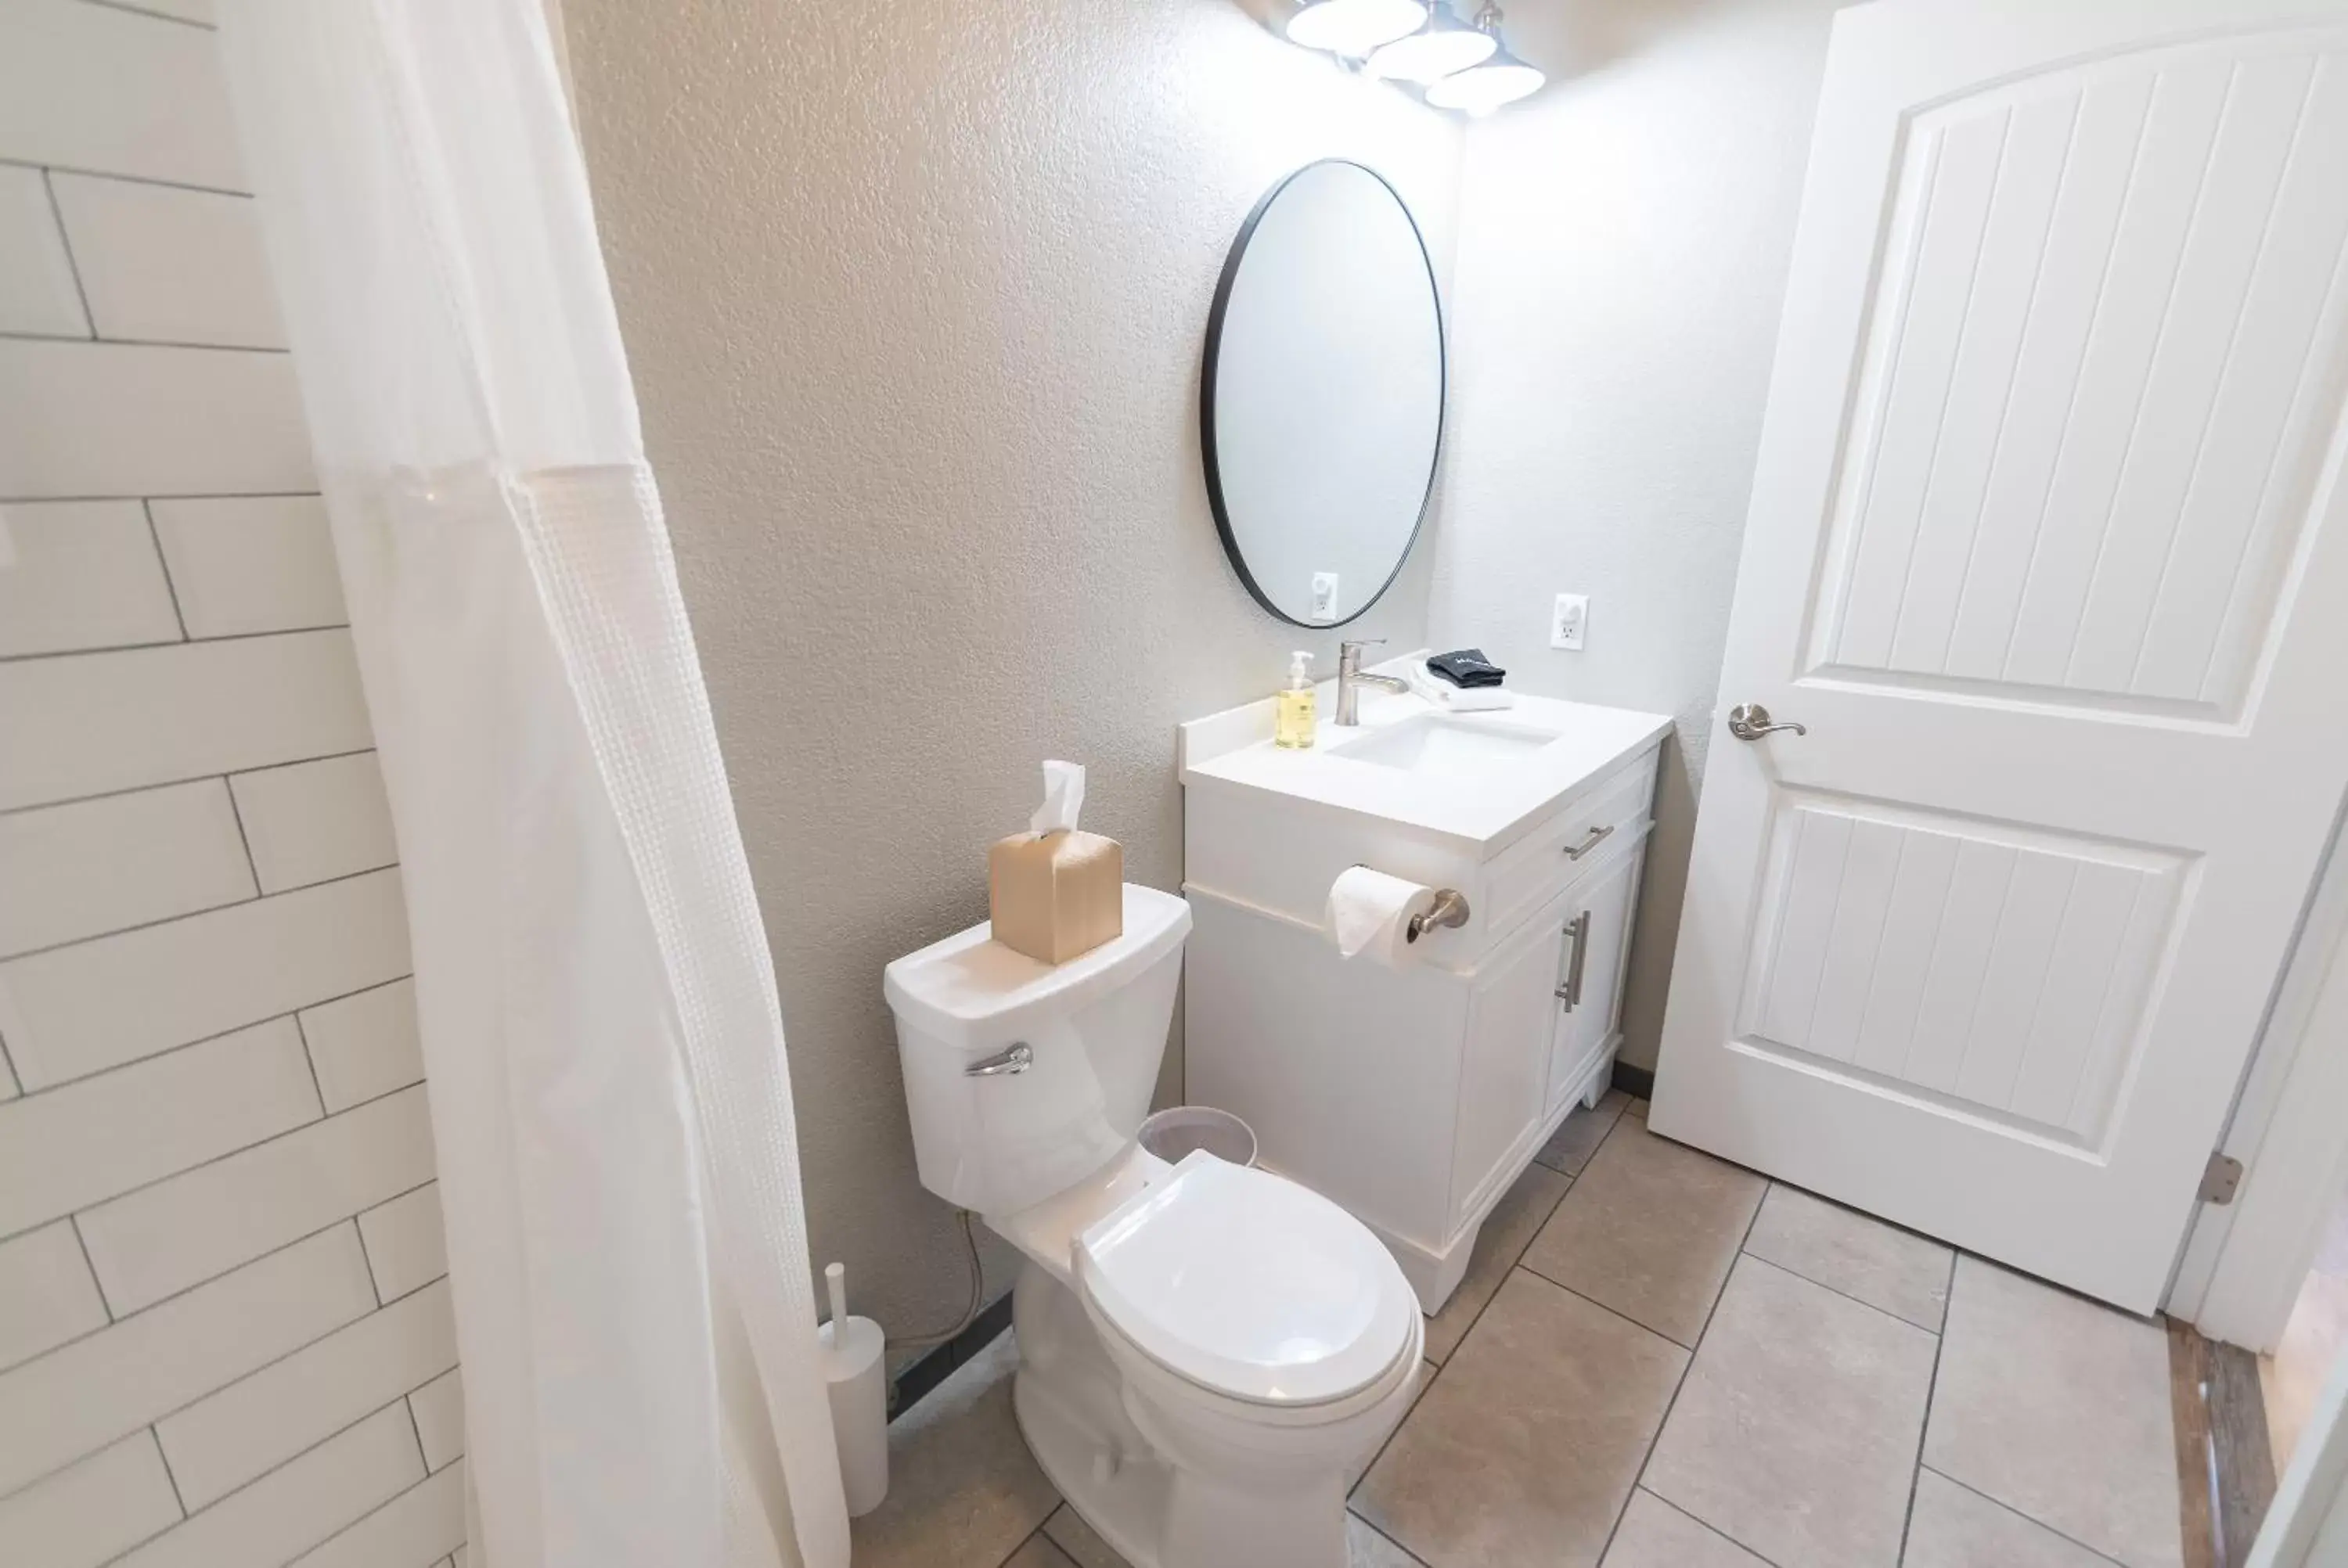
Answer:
[884, 1207, 987, 1353]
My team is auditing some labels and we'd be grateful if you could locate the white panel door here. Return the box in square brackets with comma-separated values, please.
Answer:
[1652, 0, 2348, 1310]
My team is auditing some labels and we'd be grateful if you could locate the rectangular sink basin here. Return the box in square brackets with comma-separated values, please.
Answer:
[1328, 714, 1565, 779]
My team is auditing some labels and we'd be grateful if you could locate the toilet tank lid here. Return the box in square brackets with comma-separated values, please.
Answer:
[883, 883, 1190, 1046]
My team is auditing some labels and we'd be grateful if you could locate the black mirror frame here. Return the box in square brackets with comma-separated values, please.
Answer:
[1199, 159, 1448, 629]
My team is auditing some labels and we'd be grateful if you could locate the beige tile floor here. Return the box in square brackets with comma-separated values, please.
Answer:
[853, 1092, 2186, 1568]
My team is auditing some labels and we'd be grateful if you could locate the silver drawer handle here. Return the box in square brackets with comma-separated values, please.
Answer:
[965, 1042, 1032, 1077]
[1567, 909, 1591, 1007]
[1563, 824, 1615, 861]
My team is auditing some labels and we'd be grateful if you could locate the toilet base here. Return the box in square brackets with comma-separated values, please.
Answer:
[1006, 1258, 1413, 1568]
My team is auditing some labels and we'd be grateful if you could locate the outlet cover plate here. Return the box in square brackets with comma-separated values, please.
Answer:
[1551, 593, 1588, 651]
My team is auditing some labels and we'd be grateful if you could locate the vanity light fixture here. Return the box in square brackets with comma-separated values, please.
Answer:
[1284, 0, 1428, 57]
[1421, 4, 1545, 113]
[1364, 1, 1496, 84]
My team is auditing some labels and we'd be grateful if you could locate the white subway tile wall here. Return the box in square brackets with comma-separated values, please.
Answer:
[150, 496, 345, 638]
[0, 5, 462, 1563]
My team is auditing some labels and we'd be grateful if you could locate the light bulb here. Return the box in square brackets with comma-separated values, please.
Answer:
[1286, 0, 1429, 57]
[1366, 12, 1496, 83]
[1423, 49, 1544, 113]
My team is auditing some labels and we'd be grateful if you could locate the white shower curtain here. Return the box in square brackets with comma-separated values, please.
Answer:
[216, 5, 850, 1566]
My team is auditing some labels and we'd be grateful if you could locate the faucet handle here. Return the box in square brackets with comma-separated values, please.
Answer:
[1339, 637, 1386, 667]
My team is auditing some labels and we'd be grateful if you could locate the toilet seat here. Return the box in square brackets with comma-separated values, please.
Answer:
[1074, 1151, 1418, 1412]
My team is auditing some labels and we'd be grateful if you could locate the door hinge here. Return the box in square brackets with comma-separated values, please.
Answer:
[2198, 1153, 2245, 1206]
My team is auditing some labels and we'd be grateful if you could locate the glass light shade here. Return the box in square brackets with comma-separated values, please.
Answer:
[1286, 0, 1428, 56]
[1423, 48, 1544, 113]
[1365, 14, 1496, 83]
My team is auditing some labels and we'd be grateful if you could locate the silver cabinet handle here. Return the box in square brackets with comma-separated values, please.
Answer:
[1727, 703, 1806, 741]
[965, 1042, 1032, 1077]
[1567, 910, 1592, 1008]
[1563, 823, 1615, 861]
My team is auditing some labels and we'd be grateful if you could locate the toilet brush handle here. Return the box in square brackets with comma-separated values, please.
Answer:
[826, 1261, 849, 1328]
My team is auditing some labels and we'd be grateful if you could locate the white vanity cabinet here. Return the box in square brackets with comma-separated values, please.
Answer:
[1177, 673, 1669, 1311]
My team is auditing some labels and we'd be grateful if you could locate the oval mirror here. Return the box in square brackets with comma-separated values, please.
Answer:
[1202, 160, 1445, 628]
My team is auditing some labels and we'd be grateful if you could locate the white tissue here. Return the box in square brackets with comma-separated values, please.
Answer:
[1327, 866, 1436, 969]
[1030, 760, 1085, 836]
[1406, 662, 1515, 712]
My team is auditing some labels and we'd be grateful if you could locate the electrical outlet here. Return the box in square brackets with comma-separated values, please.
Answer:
[1310, 572, 1340, 621]
[1550, 593, 1589, 651]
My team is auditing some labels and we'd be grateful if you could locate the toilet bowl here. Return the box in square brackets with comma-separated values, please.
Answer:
[884, 884, 1421, 1568]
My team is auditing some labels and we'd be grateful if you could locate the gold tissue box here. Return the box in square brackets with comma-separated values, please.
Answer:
[989, 829, 1123, 965]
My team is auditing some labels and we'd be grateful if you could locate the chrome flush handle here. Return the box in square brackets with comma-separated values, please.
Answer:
[964, 1042, 1032, 1077]
[1727, 703, 1807, 741]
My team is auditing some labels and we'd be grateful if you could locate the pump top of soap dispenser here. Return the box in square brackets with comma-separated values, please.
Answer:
[1287, 651, 1313, 689]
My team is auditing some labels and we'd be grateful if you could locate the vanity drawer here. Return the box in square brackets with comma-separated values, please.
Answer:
[1479, 750, 1658, 941]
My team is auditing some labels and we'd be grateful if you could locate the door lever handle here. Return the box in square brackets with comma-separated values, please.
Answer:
[1727, 703, 1806, 741]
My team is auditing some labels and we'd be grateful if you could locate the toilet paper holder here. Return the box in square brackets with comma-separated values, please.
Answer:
[1406, 888, 1471, 943]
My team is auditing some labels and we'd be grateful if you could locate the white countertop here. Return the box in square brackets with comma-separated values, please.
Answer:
[1178, 654, 1673, 855]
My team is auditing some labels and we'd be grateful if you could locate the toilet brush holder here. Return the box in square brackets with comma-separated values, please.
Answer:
[818, 1261, 888, 1516]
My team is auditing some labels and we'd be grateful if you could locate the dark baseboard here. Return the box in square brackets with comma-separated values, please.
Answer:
[1611, 1061, 1655, 1100]
[888, 1290, 1014, 1421]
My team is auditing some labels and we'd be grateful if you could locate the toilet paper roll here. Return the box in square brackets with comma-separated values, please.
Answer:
[1326, 866, 1436, 968]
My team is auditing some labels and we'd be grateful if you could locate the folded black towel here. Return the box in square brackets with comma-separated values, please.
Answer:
[1428, 649, 1507, 689]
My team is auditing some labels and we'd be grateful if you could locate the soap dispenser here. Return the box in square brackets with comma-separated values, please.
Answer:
[1275, 650, 1316, 750]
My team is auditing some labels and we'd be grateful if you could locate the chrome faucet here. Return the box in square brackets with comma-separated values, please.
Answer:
[1335, 638, 1411, 725]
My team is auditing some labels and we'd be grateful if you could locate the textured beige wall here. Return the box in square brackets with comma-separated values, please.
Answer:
[563, 0, 1461, 1330]
[1429, 0, 1841, 1071]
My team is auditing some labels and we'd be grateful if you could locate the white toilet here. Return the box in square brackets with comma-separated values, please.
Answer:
[884, 883, 1422, 1568]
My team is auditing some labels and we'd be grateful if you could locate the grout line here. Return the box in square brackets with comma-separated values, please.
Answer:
[1736, 1231, 1950, 1338]
[38, 170, 97, 340]
[355, 1176, 438, 1224]
[141, 501, 191, 641]
[0, 157, 245, 199]
[997, 1512, 1057, 1567]
[0, 489, 315, 505]
[0, 858, 395, 966]
[0, 747, 376, 820]
[0, 1030, 20, 1099]
[1589, 1174, 1772, 1566]
[67, 1214, 115, 1323]
[34, 1081, 431, 1282]
[402, 1393, 428, 1470]
[221, 771, 264, 887]
[1629, 1486, 1790, 1568]
[2, 1221, 382, 1498]
[0, 620, 352, 664]
[146, 1426, 189, 1521]
[115, 1392, 443, 1559]
[1896, 1249, 1960, 1565]
[1349, 1508, 1432, 1567]
[291, 1010, 331, 1125]
[0, 972, 412, 1115]
[1921, 1465, 2134, 1566]
[223, 1424, 451, 1566]
[0, 327, 290, 354]
[1351, 1113, 1600, 1493]
[76, 0, 216, 30]
[227, 746, 379, 782]
[0, 884, 260, 966]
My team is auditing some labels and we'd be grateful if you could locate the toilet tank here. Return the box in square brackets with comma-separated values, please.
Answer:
[884, 883, 1191, 1217]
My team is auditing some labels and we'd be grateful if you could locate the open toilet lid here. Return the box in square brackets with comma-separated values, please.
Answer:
[1074, 1150, 1417, 1408]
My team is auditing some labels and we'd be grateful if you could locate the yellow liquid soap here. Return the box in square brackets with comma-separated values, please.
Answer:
[1274, 651, 1316, 750]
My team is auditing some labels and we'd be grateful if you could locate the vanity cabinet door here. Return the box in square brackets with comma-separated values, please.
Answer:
[1547, 845, 1646, 1114]
[1450, 893, 1573, 1231]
